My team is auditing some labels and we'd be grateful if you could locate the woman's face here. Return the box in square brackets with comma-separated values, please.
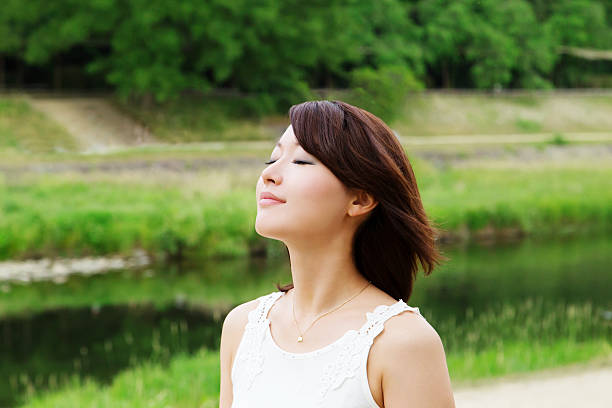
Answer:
[255, 124, 355, 243]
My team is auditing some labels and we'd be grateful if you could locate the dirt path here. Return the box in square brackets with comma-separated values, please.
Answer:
[453, 360, 612, 408]
[399, 132, 612, 145]
[2, 143, 610, 176]
[26, 96, 155, 153]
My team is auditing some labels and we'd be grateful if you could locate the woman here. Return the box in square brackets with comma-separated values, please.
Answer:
[220, 100, 455, 407]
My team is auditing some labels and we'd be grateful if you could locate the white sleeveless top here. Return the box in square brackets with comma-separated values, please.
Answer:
[231, 290, 425, 408]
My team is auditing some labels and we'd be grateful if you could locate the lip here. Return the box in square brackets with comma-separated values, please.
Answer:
[259, 191, 286, 206]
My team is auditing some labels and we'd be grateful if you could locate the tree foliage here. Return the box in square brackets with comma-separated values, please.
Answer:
[0, 0, 611, 112]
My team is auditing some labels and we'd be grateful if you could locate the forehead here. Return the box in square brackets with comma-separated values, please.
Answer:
[275, 125, 300, 148]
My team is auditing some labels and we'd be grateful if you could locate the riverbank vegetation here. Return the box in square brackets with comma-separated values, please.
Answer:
[2, 156, 611, 262]
[16, 298, 612, 407]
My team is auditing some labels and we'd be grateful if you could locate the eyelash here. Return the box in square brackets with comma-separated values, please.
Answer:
[264, 160, 311, 165]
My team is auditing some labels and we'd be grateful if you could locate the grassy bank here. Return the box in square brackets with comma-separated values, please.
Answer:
[116, 91, 612, 141]
[111, 95, 282, 143]
[419, 162, 612, 241]
[4, 92, 612, 154]
[0, 177, 258, 262]
[17, 297, 612, 407]
[397, 91, 612, 136]
[0, 98, 78, 154]
[1, 158, 611, 261]
[114, 91, 612, 142]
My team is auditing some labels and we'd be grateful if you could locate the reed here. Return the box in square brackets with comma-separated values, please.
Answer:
[431, 298, 612, 381]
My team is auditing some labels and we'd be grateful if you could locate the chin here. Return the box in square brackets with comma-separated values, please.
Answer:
[254, 218, 289, 241]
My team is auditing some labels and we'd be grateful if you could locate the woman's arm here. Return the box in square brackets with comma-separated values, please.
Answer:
[219, 299, 258, 408]
[381, 315, 456, 408]
[219, 307, 236, 408]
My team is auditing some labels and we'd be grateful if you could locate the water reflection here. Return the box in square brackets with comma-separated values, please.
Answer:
[1, 304, 221, 407]
[1, 234, 610, 406]
[413, 234, 612, 320]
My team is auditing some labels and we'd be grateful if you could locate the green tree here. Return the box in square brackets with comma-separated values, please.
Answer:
[417, 0, 555, 89]
[545, 0, 612, 86]
[468, 0, 555, 89]
[1, 0, 611, 101]
[546, 0, 610, 48]
[349, 64, 423, 122]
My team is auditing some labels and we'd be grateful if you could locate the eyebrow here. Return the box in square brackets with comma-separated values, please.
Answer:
[276, 141, 298, 148]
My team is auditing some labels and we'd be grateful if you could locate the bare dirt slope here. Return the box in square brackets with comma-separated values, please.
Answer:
[453, 360, 612, 408]
[27, 96, 155, 153]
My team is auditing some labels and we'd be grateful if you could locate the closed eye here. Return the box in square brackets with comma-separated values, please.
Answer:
[264, 160, 312, 165]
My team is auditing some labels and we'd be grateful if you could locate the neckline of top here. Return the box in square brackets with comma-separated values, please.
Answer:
[262, 290, 419, 359]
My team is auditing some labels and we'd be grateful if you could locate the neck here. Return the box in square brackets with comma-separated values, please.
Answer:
[283, 235, 371, 319]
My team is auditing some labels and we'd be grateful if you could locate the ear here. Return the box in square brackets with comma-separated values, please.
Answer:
[347, 189, 378, 218]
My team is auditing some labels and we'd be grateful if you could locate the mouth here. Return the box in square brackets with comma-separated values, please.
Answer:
[258, 198, 285, 206]
[259, 191, 286, 206]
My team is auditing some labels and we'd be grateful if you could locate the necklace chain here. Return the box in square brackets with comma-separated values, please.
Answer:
[291, 281, 372, 343]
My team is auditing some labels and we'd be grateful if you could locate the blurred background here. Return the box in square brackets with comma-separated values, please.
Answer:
[1, 0, 611, 407]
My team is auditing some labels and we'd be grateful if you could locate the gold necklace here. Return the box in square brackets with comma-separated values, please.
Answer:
[291, 281, 372, 343]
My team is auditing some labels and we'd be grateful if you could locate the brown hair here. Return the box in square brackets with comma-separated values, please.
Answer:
[274, 100, 447, 301]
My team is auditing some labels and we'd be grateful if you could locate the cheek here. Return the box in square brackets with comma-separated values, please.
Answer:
[296, 171, 349, 214]
[302, 173, 339, 196]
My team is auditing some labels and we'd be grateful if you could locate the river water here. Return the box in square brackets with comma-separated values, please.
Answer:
[1, 234, 611, 406]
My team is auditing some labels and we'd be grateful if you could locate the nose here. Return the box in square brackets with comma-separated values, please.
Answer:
[261, 161, 282, 185]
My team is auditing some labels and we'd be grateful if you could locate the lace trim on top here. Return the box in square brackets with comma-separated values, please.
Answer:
[234, 291, 423, 400]
[315, 300, 422, 404]
[233, 291, 283, 390]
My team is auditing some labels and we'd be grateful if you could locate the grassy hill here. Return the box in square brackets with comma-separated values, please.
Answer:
[0, 97, 78, 154]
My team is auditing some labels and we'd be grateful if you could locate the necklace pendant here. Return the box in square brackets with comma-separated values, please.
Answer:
[297, 336, 303, 342]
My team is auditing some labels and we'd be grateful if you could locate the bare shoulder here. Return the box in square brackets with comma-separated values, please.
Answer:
[377, 310, 456, 407]
[373, 308, 442, 369]
[222, 297, 261, 337]
[221, 295, 265, 361]
[218, 296, 265, 408]
[382, 308, 441, 348]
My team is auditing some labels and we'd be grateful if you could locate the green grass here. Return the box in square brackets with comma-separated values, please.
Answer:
[0, 177, 260, 261]
[448, 339, 612, 384]
[442, 298, 612, 383]
[19, 348, 220, 408]
[0, 98, 78, 153]
[419, 162, 612, 240]
[548, 132, 569, 146]
[2, 159, 611, 261]
[514, 118, 542, 132]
